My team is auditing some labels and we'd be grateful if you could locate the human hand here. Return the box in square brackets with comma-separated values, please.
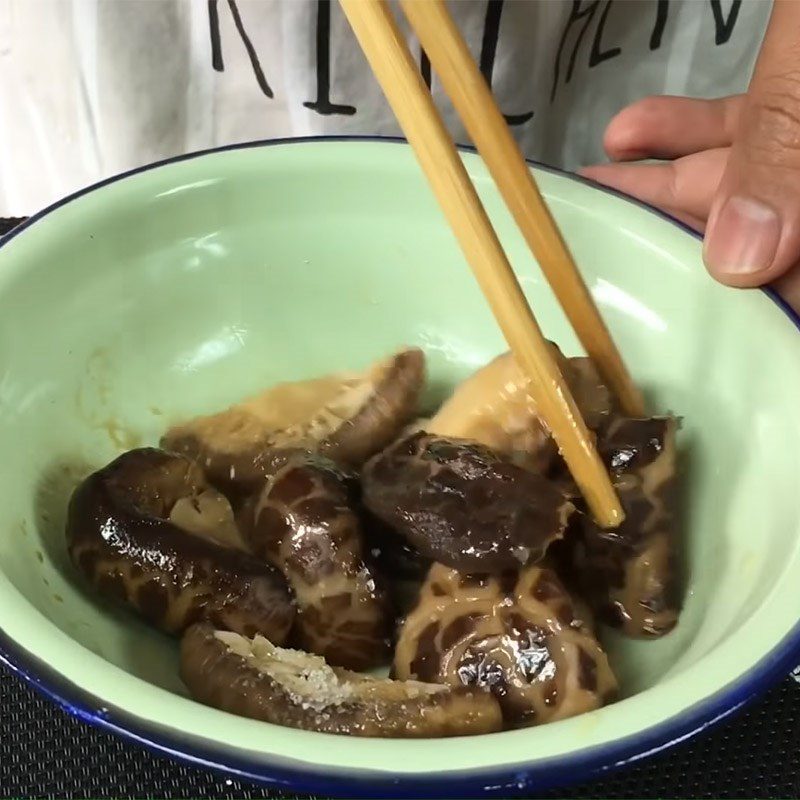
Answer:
[581, 1, 800, 312]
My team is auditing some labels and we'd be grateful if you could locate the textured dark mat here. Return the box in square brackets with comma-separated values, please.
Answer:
[3, 662, 800, 799]
[1, 215, 799, 799]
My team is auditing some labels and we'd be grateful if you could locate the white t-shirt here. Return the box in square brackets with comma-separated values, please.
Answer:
[0, 0, 771, 215]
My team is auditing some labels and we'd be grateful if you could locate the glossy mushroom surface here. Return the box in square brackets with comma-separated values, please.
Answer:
[180, 623, 503, 738]
[561, 416, 680, 637]
[428, 347, 613, 474]
[66, 448, 295, 641]
[393, 564, 617, 726]
[161, 348, 425, 493]
[362, 433, 574, 573]
[244, 451, 391, 670]
[428, 352, 556, 473]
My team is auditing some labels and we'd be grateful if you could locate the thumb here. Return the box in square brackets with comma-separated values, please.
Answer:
[703, 2, 800, 288]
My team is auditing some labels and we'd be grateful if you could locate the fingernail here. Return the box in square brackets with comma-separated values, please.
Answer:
[704, 196, 781, 275]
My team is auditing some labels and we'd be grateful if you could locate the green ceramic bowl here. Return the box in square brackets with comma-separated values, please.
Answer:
[1, 139, 800, 797]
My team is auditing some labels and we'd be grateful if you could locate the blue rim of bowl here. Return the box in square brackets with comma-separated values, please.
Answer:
[1, 135, 799, 798]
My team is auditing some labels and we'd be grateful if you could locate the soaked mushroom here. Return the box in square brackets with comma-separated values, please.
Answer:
[244, 452, 391, 670]
[428, 347, 613, 474]
[362, 432, 574, 573]
[66, 448, 295, 641]
[560, 416, 680, 638]
[428, 352, 556, 472]
[393, 564, 617, 727]
[161, 348, 425, 492]
[180, 623, 503, 737]
[62, 325, 687, 740]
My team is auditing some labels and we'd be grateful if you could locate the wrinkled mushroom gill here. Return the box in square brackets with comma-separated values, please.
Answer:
[428, 351, 556, 473]
[180, 623, 502, 737]
[66, 448, 295, 641]
[244, 451, 392, 670]
[561, 416, 680, 638]
[161, 348, 425, 491]
[393, 564, 617, 727]
[428, 346, 613, 474]
[362, 432, 575, 573]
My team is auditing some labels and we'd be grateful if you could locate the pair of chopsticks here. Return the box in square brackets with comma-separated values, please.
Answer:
[340, 0, 644, 528]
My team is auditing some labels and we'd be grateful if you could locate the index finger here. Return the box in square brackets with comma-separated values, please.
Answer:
[604, 96, 744, 162]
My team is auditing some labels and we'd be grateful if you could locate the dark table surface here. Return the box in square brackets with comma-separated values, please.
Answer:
[1, 216, 799, 799]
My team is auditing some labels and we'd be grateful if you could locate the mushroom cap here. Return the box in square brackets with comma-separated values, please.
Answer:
[393, 564, 617, 726]
[161, 348, 425, 493]
[66, 448, 295, 641]
[244, 451, 392, 671]
[362, 432, 575, 573]
[180, 623, 503, 738]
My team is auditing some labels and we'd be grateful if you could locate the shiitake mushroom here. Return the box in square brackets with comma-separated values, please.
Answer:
[180, 623, 503, 738]
[428, 346, 614, 474]
[393, 563, 617, 727]
[428, 351, 558, 473]
[558, 415, 680, 638]
[361, 432, 575, 573]
[66, 448, 295, 641]
[161, 348, 425, 493]
[64, 344, 681, 739]
[241, 451, 392, 671]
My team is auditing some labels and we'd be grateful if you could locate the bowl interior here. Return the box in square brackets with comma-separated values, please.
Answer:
[1, 140, 800, 779]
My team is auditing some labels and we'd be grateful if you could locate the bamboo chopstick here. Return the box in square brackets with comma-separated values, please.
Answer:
[399, 0, 644, 418]
[339, 0, 623, 528]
